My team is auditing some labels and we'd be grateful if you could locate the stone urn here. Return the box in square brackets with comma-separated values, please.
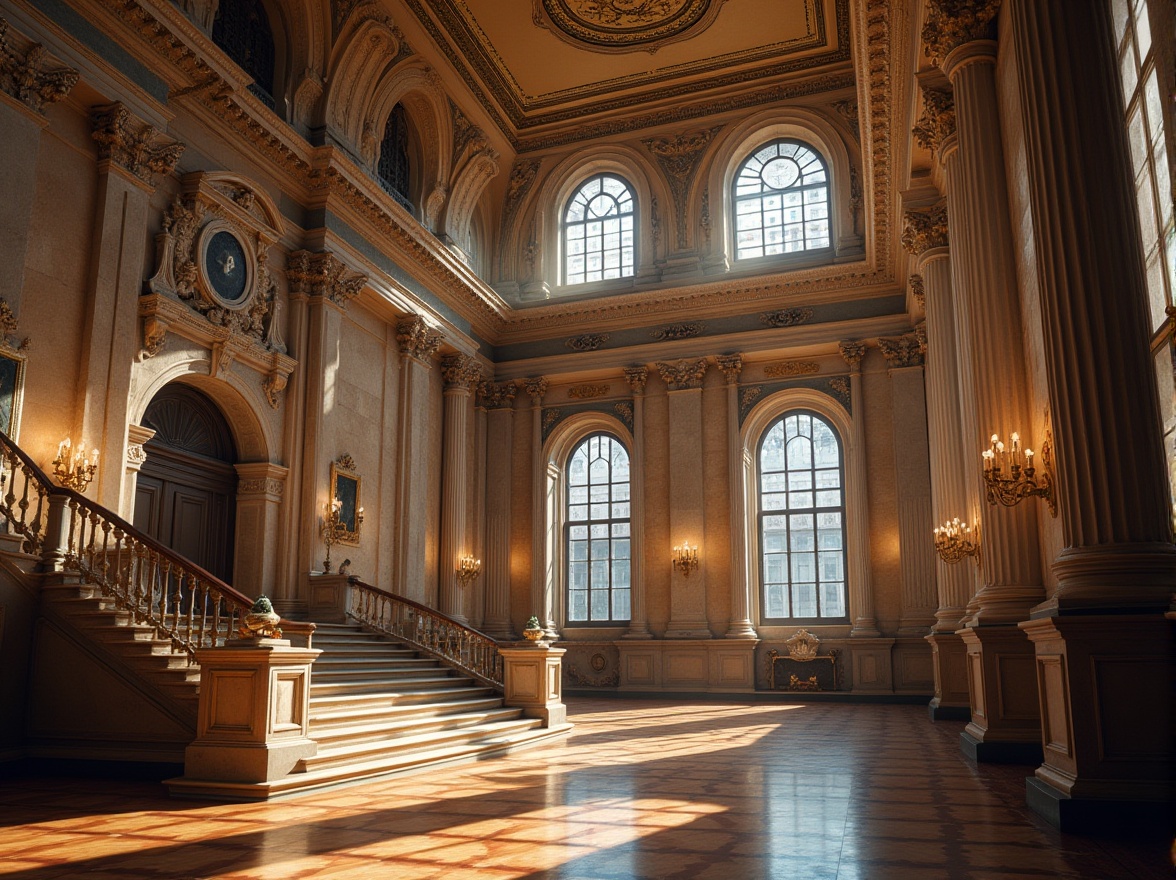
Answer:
[239, 596, 283, 639]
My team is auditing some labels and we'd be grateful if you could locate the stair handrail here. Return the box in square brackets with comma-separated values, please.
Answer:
[347, 579, 504, 688]
[0, 429, 305, 661]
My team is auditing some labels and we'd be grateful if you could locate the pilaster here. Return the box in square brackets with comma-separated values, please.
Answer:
[522, 377, 553, 635]
[438, 353, 481, 625]
[715, 354, 755, 638]
[622, 366, 651, 638]
[838, 340, 879, 637]
[480, 380, 517, 639]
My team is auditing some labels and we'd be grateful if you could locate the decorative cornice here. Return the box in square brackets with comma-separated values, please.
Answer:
[0, 18, 78, 114]
[441, 353, 483, 390]
[566, 333, 609, 352]
[901, 203, 949, 255]
[877, 333, 925, 368]
[522, 377, 548, 404]
[863, 0, 897, 283]
[656, 358, 708, 390]
[478, 379, 517, 409]
[568, 383, 610, 400]
[642, 126, 722, 249]
[911, 86, 955, 153]
[909, 274, 926, 309]
[91, 103, 184, 186]
[760, 307, 814, 328]
[838, 339, 867, 371]
[286, 250, 368, 309]
[714, 354, 743, 384]
[922, 0, 1001, 67]
[764, 361, 820, 378]
[651, 321, 705, 341]
[396, 315, 443, 362]
[623, 366, 648, 394]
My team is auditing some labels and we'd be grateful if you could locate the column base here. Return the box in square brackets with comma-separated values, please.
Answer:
[1025, 776, 1173, 834]
[958, 623, 1042, 762]
[960, 729, 1042, 764]
[927, 699, 970, 721]
[925, 632, 970, 720]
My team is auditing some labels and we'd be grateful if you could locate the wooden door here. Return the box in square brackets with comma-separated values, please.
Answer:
[133, 385, 237, 584]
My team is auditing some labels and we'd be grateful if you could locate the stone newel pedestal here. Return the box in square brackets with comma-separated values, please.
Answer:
[180, 638, 321, 786]
[499, 643, 571, 730]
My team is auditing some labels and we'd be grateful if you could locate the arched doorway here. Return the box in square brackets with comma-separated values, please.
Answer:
[133, 384, 238, 583]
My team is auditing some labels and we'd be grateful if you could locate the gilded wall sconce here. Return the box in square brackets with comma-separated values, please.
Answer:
[457, 555, 482, 585]
[52, 437, 98, 492]
[672, 541, 699, 577]
[321, 499, 346, 573]
[981, 431, 1057, 516]
[932, 518, 981, 565]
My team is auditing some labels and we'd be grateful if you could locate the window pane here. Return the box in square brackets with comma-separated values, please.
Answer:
[734, 140, 830, 260]
[563, 174, 637, 285]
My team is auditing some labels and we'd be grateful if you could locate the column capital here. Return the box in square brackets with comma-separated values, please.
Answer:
[0, 18, 79, 115]
[656, 358, 708, 391]
[286, 250, 368, 310]
[90, 102, 184, 187]
[912, 86, 956, 154]
[713, 354, 743, 384]
[922, 0, 1001, 68]
[901, 202, 950, 255]
[909, 273, 926, 310]
[440, 353, 482, 391]
[396, 315, 443, 363]
[838, 340, 867, 371]
[478, 380, 517, 409]
[622, 366, 648, 394]
[521, 377, 548, 404]
[878, 334, 925, 368]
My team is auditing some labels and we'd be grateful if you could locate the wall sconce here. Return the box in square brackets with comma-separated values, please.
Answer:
[52, 437, 98, 492]
[932, 518, 981, 565]
[321, 499, 346, 573]
[672, 541, 699, 577]
[457, 555, 482, 584]
[981, 431, 1057, 516]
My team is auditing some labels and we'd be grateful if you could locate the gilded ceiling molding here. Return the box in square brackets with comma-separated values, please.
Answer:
[651, 321, 705, 341]
[656, 358, 708, 390]
[714, 354, 743, 384]
[565, 333, 609, 352]
[922, 0, 1002, 67]
[396, 315, 444, 363]
[623, 366, 648, 394]
[909, 274, 926, 309]
[764, 361, 820, 378]
[862, 0, 895, 275]
[532, 0, 732, 54]
[286, 250, 369, 309]
[900, 203, 949, 255]
[0, 18, 78, 114]
[478, 380, 517, 409]
[760, 308, 814, 328]
[91, 103, 185, 187]
[522, 377, 549, 404]
[440, 353, 483, 389]
[642, 126, 722, 249]
[911, 86, 955, 154]
[838, 339, 867, 371]
[877, 333, 925, 368]
[567, 384, 610, 400]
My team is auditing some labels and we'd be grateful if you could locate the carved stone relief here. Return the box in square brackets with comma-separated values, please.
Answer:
[901, 203, 949, 256]
[642, 126, 722, 249]
[396, 315, 444, 363]
[922, 0, 1002, 67]
[760, 308, 814, 328]
[878, 333, 925, 368]
[714, 354, 742, 384]
[91, 103, 184, 187]
[656, 358, 708, 390]
[651, 321, 704, 341]
[287, 250, 369, 309]
[567, 384, 610, 400]
[838, 340, 867, 372]
[0, 18, 78, 114]
[566, 333, 609, 352]
[764, 361, 820, 378]
[478, 380, 517, 409]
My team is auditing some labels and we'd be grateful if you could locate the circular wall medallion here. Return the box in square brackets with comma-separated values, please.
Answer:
[590, 652, 607, 672]
[537, 0, 727, 52]
[197, 222, 255, 310]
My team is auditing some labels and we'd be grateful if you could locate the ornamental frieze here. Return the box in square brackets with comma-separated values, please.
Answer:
[566, 333, 610, 352]
[0, 18, 78, 114]
[533, 0, 731, 54]
[568, 384, 610, 400]
[656, 358, 708, 390]
[901, 203, 949, 256]
[764, 361, 820, 378]
[760, 308, 814, 329]
[651, 321, 705, 341]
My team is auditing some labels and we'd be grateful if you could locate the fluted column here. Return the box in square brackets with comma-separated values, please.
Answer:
[1007, 0, 1175, 829]
[438, 354, 481, 625]
[523, 378, 554, 635]
[480, 381, 517, 639]
[622, 367, 651, 638]
[716, 355, 756, 638]
[929, 8, 1043, 624]
[838, 341, 879, 637]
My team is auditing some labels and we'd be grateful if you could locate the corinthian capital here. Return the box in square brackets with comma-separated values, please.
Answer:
[623, 366, 648, 394]
[0, 19, 78, 114]
[714, 354, 743, 384]
[656, 358, 708, 391]
[838, 340, 867, 371]
[901, 203, 949, 255]
[286, 251, 367, 308]
[396, 315, 443, 362]
[522, 377, 548, 404]
[911, 87, 956, 153]
[440, 353, 482, 390]
[478, 380, 517, 409]
[91, 103, 184, 186]
[922, 0, 1001, 67]
[878, 334, 925, 368]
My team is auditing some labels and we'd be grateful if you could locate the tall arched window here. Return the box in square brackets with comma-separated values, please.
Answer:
[378, 104, 413, 212]
[566, 433, 631, 623]
[563, 174, 635, 286]
[212, 0, 276, 109]
[758, 411, 846, 622]
[733, 140, 830, 260]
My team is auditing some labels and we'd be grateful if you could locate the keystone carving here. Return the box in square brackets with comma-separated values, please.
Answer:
[0, 18, 78, 113]
[396, 315, 443, 362]
[656, 358, 708, 391]
[901, 203, 949, 255]
[91, 103, 184, 186]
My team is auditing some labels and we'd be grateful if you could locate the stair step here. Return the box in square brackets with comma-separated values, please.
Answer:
[310, 706, 522, 747]
[309, 684, 495, 709]
[309, 694, 506, 727]
[309, 675, 473, 696]
[310, 663, 444, 679]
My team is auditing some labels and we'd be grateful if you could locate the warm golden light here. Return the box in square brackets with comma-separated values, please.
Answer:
[932, 518, 981, 565]
[981, 430, 1057, 517]
[457, 555, 482, 584]
[52, 437, 98, 493]
[672, 541, 699, 577]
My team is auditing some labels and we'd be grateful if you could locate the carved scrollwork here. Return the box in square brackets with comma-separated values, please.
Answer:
[566, 333, 610, 352]
[567, 384, 610, 400]
[714, 354, 742, 384]
[912, 86, 956, 154]
[827, 377, 851, 407]
[910, 273, 926, 309]
[522, 377, 549, 404]
[613, 401, 634, 429]
[764, 361, 820, 378]
[0, 18, 78, 114]
[656, 358, 708, 390]
[838, 340, 867, 372]
[287, 250, 368, 309]
[760, 307, 814, 329]
[922, 0, 1002, 67]
[878, 333, 925, 368]
[623, 366, 649, 394]
[651, 321, 705, 341]
[440, 353, 483, 390]
[91, 103, 184, 186]
[901, 203, 949, 255]
[534, 0, 730, 54]
[478, 380, 517, 409]
[396, 315, 444, 362]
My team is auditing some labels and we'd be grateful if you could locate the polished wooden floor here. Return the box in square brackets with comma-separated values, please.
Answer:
[0, 698, 1168, 879]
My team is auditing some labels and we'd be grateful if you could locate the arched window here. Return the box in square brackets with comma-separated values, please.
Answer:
[758, 411, 846, 621]
[563, 174, 635, 286]
[212, 0, 276, 110]
[378, 104, 413, 212]
[733, 140, 830, 260]
[566, 433, 631, 623]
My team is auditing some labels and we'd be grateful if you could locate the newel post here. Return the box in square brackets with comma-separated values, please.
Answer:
[498, 642, 571, 730]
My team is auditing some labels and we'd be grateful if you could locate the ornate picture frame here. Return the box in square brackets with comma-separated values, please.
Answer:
[0, 347, 27, 440]
[330, 454, 361, 546]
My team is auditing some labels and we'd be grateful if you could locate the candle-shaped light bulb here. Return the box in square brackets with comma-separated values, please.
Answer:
[996, 441, 1005, 453]
[91, 450, 99, 466]
[1011, 431, 1020, 448]
[990, 433, 999, 445]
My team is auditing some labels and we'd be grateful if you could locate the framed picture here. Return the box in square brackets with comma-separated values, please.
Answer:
[0, 348, 26, 440]
[330, 455, 361, 546]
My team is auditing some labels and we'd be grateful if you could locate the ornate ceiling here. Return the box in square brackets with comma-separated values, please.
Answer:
[401, 0, 852, 149]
